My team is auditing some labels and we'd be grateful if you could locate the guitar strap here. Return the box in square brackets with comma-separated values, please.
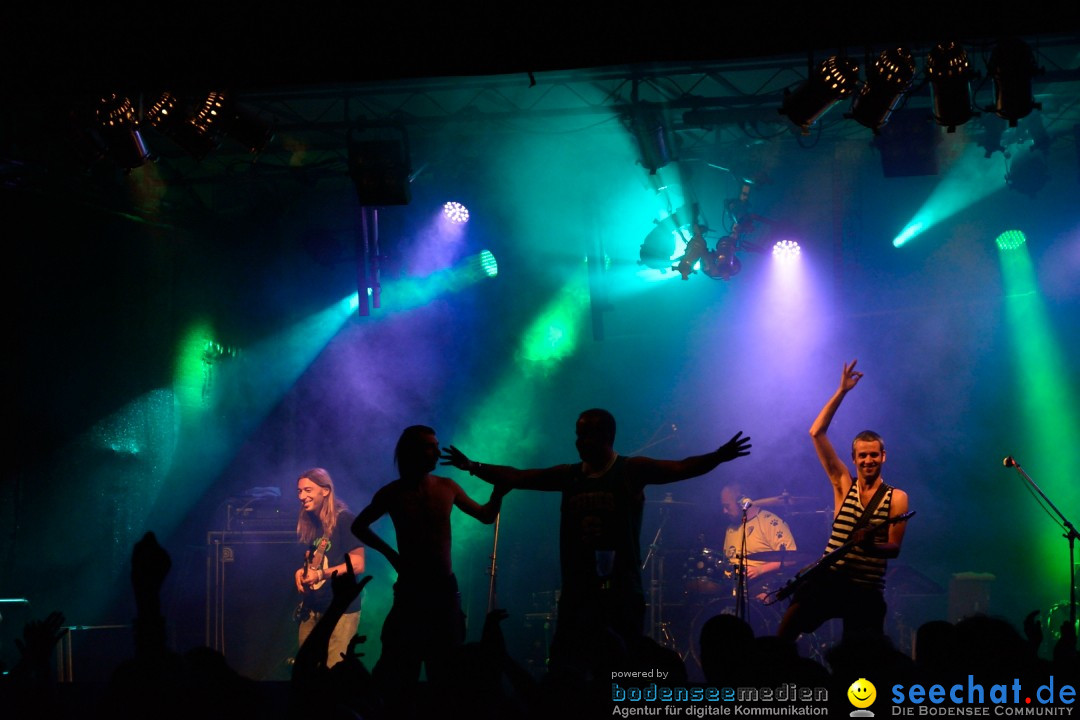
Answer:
[848, 481, 890, 536]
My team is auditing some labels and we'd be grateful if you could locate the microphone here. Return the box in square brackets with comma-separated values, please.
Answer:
[1003, 456, 1016, 468]
[740, 497, 753, 511]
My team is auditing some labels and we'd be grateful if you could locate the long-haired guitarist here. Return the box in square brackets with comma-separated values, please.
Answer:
[295, 467, 366, 668]
[776, 359, 910, 644]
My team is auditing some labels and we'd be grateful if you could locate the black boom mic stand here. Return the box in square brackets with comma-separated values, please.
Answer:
[1004, 455, 1079, 647]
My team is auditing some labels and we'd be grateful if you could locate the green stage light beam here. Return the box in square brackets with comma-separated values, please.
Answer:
[380, 250, 499, 312]
[150, 295, 360, 528]
[442, 278, 590, 617]
[998, 234, 1079, 606]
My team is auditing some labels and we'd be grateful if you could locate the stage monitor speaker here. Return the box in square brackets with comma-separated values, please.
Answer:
[874, 109, 940, 177]
[206, 531, 302, 681]
[948, 571, 996, 623]
[348, 139, 411, 206]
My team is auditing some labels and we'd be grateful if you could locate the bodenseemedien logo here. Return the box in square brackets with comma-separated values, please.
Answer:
[610, 680, 830, 715]
[849, 678, 878, 717]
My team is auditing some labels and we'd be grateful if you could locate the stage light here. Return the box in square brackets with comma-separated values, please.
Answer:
[145, 92, 219, 160]
[772, 240, 801, 261]
[629, 102, 672, 174]
[479, 250, 498, 277]
[639, 205, 696, 272]
[443, 201, 470, 223]
[927, 41, 976, 132]
[995, 230, 1027, 251]
[892, 223, 923, 248]
[96, 94, 151, 170]
[674, 225, 710, 280]
[1005, 149, 1049, 196]
[987, 37, 1043, 127]
[191, 91, 274, 154]
[847, 48, 915, 132]
[701, 235, 741, 280]
[779, 56, 860, 134]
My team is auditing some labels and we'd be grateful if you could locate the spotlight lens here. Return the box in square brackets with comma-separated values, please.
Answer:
[773, 240, 801, 261]
[995, 230, 1027, 251]
[443, 201, 470, 223]
[480, 249, 498, 277]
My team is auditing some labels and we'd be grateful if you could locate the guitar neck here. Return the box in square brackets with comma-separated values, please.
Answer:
[771, 511, 914, 602]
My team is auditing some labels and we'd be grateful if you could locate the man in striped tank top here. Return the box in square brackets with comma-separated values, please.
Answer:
[776, 359, 910, 645]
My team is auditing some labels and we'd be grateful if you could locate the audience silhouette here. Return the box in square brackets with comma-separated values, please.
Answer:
[2, 529, 1077, 718]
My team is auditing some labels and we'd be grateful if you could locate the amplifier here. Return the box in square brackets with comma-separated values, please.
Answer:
[206, 530, 302, 680]
[226, 497, 295, 532]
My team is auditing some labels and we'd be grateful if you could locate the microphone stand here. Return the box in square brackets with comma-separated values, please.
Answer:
[736, 502, 750, 623]
[1005, 456, 1078, 644]
[487, 512, 501, 613]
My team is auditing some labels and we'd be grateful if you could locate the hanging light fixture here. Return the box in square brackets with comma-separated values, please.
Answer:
[629, 102, 672, 174]
[145, 91, 219, 160]
[95, 94, 151, 170]
[987, 37, 1043, 127]
[191, 91, 274, 154]
[927, 41, 976, 132]
[847, 47, 915, 132]
[779, 56, 860, 134]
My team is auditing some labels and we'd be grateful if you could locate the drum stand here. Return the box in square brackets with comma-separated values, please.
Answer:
[643, 504, 676, 651]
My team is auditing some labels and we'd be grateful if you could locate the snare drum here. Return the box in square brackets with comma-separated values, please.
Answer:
[682, 547, 731, 595]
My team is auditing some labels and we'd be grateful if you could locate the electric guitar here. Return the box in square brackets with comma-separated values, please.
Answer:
[764, 510, 915, 605]
[293, 536, 330, 622]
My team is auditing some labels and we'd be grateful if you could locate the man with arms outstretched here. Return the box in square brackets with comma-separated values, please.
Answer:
[442, 408, 751, 676]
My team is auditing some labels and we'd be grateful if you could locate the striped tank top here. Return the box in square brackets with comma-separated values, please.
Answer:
[824, 481, 892, 589]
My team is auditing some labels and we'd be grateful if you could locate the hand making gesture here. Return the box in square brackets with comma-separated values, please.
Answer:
[839, 359, 864, 394]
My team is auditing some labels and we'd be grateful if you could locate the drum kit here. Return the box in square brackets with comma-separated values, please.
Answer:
[642, 491, 828, 671]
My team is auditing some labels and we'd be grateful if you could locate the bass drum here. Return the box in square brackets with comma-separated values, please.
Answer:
[685, 596, 780, 679]
[681, 547, 731, 595]
[684, 593, 828, 679]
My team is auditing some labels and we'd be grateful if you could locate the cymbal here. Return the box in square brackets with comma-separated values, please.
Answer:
[744, 550, 818, 565]
[753, 491, 819, 507]
[646, 498, 693, 506]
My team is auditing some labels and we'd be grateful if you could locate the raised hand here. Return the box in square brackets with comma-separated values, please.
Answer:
[15, 611, 67, 670]
[440, 445, 472, 471]
[717, 431, 751, 462]
[329, 571, 373, 610]
[840, 359, 864, 393]
[131, 531, 171, 609]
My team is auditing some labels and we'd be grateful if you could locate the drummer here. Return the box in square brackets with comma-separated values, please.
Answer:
[719, 483, 798, 595]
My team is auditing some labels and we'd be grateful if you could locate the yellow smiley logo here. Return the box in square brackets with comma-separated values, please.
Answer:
[847, 678, 876, 709]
